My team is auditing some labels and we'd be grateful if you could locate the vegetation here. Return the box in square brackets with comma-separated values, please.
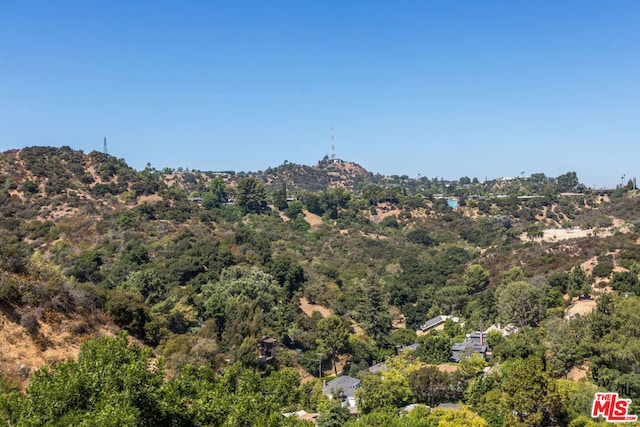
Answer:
[2, 146, 640, 425]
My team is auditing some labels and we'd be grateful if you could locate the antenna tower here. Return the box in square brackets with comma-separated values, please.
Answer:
[330, 127, 336, 161]
[103, 137, 108, 155]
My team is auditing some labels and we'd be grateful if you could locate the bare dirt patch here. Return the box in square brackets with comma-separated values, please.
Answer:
[137, 194, 163, 204]
[0, 309, 116, 388]
[303, 210, 322, 228]
[566, 365, 588, 382]
[390, 307, 406, 329]
[435, 364, 459, 373]
[370, 207, 401, 224]
[581, 257, 598, 276]
[340, 230, 388, 240]
[565, 299, 597, 318]
[522, 227, 612, 243]
[299, 297, 332, 318]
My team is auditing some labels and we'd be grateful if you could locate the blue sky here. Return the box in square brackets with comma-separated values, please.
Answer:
[1, 1, 638, 187]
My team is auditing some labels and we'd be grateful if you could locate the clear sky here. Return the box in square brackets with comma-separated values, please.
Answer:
[1, 1, 638, 187]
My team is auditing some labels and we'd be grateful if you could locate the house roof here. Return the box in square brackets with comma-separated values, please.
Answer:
[322, 376, 361, 399]
[401, 403, 429, 413]
[451, 339, 489, 362]
[418, 314, 460, 332]
[399, 343, 420, 352]
[368, 362, 386, 374]
[436, 403, 460, 410]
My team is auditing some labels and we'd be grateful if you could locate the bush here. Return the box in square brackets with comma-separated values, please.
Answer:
[105, 290, 149, 338]
[0, 278, 20, 303]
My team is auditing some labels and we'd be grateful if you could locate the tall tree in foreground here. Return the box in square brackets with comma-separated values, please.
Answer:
[6, 333, 173, 427]
[501, 356, 562, 427]
[316, 315, 350, 375]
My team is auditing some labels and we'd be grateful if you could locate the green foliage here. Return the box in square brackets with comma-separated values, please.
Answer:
[491, 329, 545, 362]
[105, 290, 150, 339]
[316, 315, 350, 375]
[500, 267, 526, 285]
[0, 232, 31, 274]
[121, 270, 165, 305]
[67, 250, 103, 283]
[272, 182, 289, 211]
[408, 366, 463, 407]
[543, 317, 588, 376]
[501, 355, 562, 427]
[379, 215, 400, 229]
[609, 270, 640, 294]
[317, 404, 351, 427]
[356, 279, 392, 346]
[567, 266, 590, 298]
[268, 256, 305, 299]
[496, 281, 545, 328]
[202, 176, 228, 210]
[7, 333, 169, 426]
[236, 176, 268, 214]
[465, 374, 504, 427]
[592, 255, 613, 278]
[388, 329, 418, 346]
[415, 332, 451, 364]
[463, 265, 490, 294]
[589, 295, 640, 398]
[406, 228, 435, 246]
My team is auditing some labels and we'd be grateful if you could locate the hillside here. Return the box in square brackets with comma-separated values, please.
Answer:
[2, 146, 640, 425]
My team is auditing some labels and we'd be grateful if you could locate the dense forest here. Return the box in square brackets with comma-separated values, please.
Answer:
[2, 146, 640, 426]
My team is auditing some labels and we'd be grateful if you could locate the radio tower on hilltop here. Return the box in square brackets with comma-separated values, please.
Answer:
[330, 126, 336, 161]
[103, 137, 108, 155]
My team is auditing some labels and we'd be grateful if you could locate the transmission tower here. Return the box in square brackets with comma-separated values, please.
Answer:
[103, 137, 108, 155]
[330, 127, 336, 161]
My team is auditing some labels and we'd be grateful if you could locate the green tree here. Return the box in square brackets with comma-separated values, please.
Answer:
[501, 355, 562, 427]
[415, 331, 451, 364]
[272, 182, 288, 211]
[316, 315, 350, 375]
[544, 316, 588, 376]
[501, 267, 526, 285]
[423, 406, 489, 427]
[235, 176, 267, 214]
[105, 290, 150, 339]
[556, 171, 579, 193]
[7, 333, 176, 427]
[121, 270, 165, 305]
[356, 358, 416, 415]
[357, 280, 392, 346]
[496, 280, 544, 328]
[463, 265, 490, 294]
[567, 266, 590, 298]
[317, 404, 351, 427]
[202, 176, 227, 210]
[268, 256, 305, 299]
[408, 365, 458, 407]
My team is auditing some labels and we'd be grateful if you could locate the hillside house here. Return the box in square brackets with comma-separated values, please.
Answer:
[322, 376, 361, 413]
[417, 315, 459, 335]
[451, 332, 490, 363]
